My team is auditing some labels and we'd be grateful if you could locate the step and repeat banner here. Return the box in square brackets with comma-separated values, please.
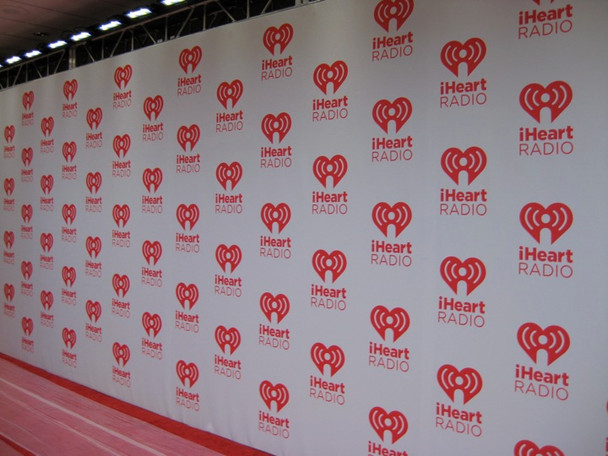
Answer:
[1, 0, 607, 454]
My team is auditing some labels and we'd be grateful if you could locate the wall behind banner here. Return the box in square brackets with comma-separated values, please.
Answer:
[1, 0, 607, 454]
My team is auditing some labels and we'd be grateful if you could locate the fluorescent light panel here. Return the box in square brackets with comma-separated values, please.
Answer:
[99, 20, 122, 31]
[48, 40, 67, 49]
[126, 7, 152, 19]
[25, 50, 42, 58]
[162, 0, 186, 5]
[6, 56, 22, 64]
[71, 31, 92, 41]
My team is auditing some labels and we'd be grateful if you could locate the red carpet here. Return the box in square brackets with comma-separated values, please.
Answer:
[0, 353, 271, 456]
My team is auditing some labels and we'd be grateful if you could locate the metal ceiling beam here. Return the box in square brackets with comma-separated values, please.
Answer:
[0, 0, 321, 90]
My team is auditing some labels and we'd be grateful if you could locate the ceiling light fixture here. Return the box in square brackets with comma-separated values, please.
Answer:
[71, 31, 92, 42]
[99, 20, 122, 31]
[6, 56, 22, 64]
[25, 50, 42, 58]
[162, 0, 186, 5]
[126, 7, 152, 19]
[48, 40, 67, 49]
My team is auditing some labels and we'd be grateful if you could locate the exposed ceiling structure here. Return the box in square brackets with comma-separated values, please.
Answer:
[0, 0, 312, 89]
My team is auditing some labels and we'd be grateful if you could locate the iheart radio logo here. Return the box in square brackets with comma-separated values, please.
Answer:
[369, 407, 408, 444]
[112, 342, 130, 366]
[22, 204, 33, 223]
[261, 203, 291, 234]
[517, 322, 570, 366]
[86, 108, 102, 130]
[5, 284, 15, 302]
[21, 261, 33, 280]
[22, 317, 34, 336]
[4, 231, 14, 249]
[176, 283, 199, 310]
[176, 204, 199, 231]
[372, 98, 413, 134]
[62, 141, 77, 162]
[62, 328, 77, 349]
[62, 204, 76, 225]
[216, 244, 242, 273]
[261, 112, 291, 144]
[372, 202, 412, 237]
[374, 0, 414, 33]
[86, 300, 101, 323]
[313, 61, 348, 95]
[311, 343, 345, 377]
[63, 79, 78, 101]
[4, 125, 15, 143]
[142, 312, 162, 338]
[217, 80, 243, 109]
[263, 24, 293, 55]
[437, 364, 483, 405]
[40, 233, 53, 252]
[215, 325, 241, 355]
[4, 177, 15, 195]
[85, 236, 102, 259]
[313, 155, 348, 189]
[312, 249, 347, 283]
[216, 162, 242, 191]
[22, 91, 34, 110]
[142, 168, 162, 193]
[441, 147, 486, 185]
[179, 46, 202, 74]
[61, 266, 76, 287]
[112, 274, 130, 297]
[260, 292, 290, 324]
[85, 172, 102, 194]
[41, 117, 54, 137]
[40, 291, 53, 311]
[176, 125, 200, 153]
[21, 147, 33, 167]
[520, 202, 573, 244]
[441, 38, 486, 77]
[520, 81, 572, 123]
[260, 381, 289, 412]
[113, 134, 131, 158]
[114, 65, 132, 90]
[142, 240, 162, 266]
[40, 174, 54, 194]
[112, 204, 130, 228]
[440, 256, 485, 295]
[143, 95, 163, 121]
[176, 360, 199, 387]
[514, 440, 564, 456]
[370, 306, 410, 342]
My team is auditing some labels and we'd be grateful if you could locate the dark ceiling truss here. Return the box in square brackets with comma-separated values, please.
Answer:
[0, 0, 316, 90]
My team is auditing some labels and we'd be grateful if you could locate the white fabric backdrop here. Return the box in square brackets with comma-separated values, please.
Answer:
[1, 0, 607, 454]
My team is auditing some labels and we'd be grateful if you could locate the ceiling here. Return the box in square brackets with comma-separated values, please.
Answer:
[0, 0, 177, 61]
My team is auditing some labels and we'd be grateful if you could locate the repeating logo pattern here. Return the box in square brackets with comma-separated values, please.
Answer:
[114, 65, 133, 89]
[514, 440, 564, 456]
[260, 381, 290, 412]
[441, 38, 486, 77]
[520, 81, 572, 123]
[312, 249, 347, 283]
[313, 61, 348, 95]
[179, 46, 203, 74]
[176, 283, 199, 310]
[374, 0, 414, 32]
[437, 364, 483, 404]
[517, 323, 570, 365]
[441, 147, 486, 185]
[520, 202, 573, 244]
[369, 407, 408, 443]
[263, 24, 293, 55]
[63, 80, 78, 101]
[372, 98, 412, 134]
[310, 342, 345, 376]
[440, 256, 486, 295]
[176, 360, 199, 387]
[215, 326, 241, 354]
